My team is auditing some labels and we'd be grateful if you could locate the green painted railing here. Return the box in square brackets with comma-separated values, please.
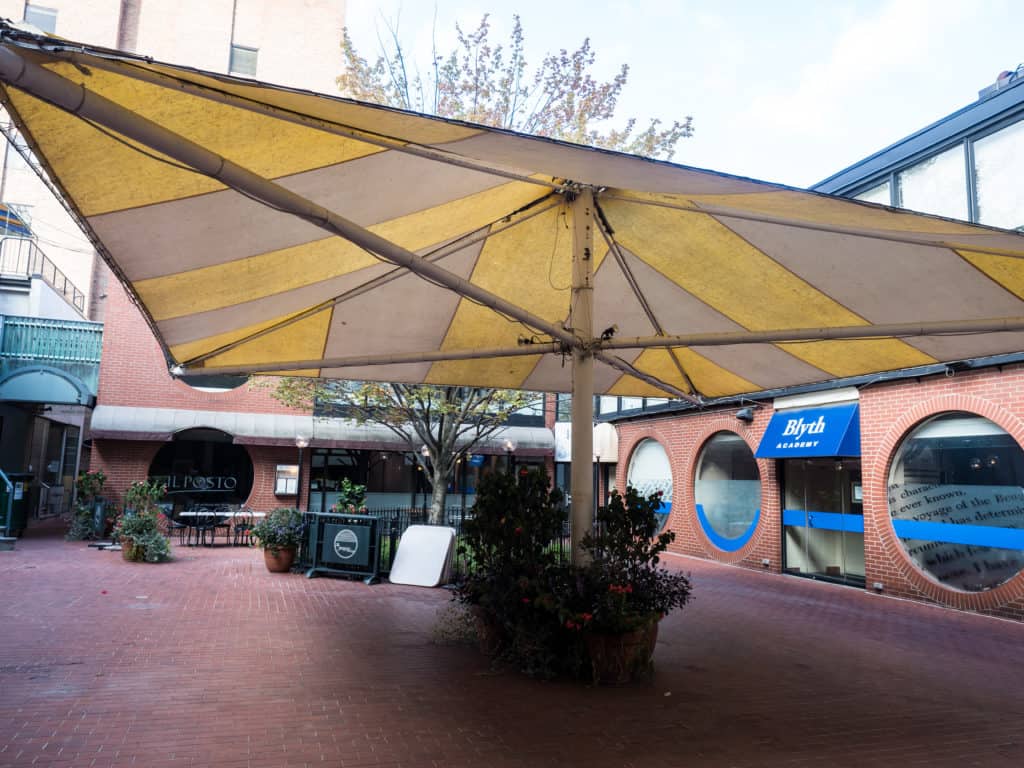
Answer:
[0, 315, 103, 362]
[0, 314, 103, 396]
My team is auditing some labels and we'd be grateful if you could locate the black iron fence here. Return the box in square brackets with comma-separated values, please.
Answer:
[300, 507, 574, 580]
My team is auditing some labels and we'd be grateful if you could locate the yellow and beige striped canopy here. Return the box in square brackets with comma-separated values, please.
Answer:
[3, 26, 1024, 400]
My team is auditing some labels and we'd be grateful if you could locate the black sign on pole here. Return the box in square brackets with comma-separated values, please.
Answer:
[305, 512, 381, 584]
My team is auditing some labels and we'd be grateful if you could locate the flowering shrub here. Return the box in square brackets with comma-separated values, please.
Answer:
[456, 477, 692, 680]
[251, 507, 306, 555]
[572, 487, 693, 634]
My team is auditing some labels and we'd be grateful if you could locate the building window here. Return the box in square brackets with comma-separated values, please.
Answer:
[229, 44, 259, 77]
[626, 439, 672, 501]
[506, 392, 545, 427]
[556, 393, 572, 422]
[887, 412, 1024, 592]
[974, 120, 1024, 231]
[620, 397, 643, 411]
[855, 181, 891, 206]
[275, 464, 298, 495]
[598, 396, 618, 416]
[23, 4, 57, 34]
[896, 144, 968, 221]
[694, 432, 761, 551]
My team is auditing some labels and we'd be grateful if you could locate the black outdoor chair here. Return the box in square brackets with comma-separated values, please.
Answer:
[209, 506, 232, 545]
[163, 512, 189, 545]
[232, 509, 255, 546]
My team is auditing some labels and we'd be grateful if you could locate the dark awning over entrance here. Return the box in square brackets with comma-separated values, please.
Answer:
[755, 403, 860, 458]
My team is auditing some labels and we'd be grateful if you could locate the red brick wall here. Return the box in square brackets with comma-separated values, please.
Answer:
[614, 364, 1024, 622]
[859, 365, 1024, 621]
[90, 439, 308, 514]
[615, 408, 780, 573]
[96, 273, 302, 415]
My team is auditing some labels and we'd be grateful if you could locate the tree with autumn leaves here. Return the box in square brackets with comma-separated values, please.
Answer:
[268, 14, 695, 522]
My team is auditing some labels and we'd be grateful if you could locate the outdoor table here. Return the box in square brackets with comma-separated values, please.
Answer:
[178, 510, 266, 547]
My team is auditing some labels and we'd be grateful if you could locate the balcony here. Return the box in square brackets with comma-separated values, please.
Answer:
[0, 314, 103, 404]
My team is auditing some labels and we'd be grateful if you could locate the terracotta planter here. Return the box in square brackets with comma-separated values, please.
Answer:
[121, 540, 139, 561]
[263, 546, 297, 573]
[585, 618, 660, 685]
[470, 606, 505, 655]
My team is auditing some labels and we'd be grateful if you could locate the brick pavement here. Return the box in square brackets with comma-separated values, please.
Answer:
[1, 529, 1023, 768]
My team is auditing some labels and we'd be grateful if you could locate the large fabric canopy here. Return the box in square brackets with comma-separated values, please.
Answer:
[2, 26, 1024, 402]
[3, 25, 1024, 554]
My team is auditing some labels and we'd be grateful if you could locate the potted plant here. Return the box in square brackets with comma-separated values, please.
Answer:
[251, 507, 306, 572]
[114, 479, 172, 563]
[569, 487, 693, 684]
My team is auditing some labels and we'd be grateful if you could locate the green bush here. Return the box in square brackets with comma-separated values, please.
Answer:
[65, 470, 107, 541]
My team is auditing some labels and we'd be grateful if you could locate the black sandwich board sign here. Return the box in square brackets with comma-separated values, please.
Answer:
[305, 512, 380, 584]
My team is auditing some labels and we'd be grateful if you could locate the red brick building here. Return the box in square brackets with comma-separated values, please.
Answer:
[611, 70, 1024, 621]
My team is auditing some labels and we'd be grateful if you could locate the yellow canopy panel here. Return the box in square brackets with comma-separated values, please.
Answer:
[2, 27, 1024, 400]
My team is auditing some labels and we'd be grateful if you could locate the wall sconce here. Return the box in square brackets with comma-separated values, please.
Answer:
[735, 407, 755, 423]
[987, 455, 999, 468]
[969, 456, 982, 471]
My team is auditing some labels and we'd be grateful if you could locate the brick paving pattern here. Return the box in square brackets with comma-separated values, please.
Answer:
[2, 530, 1023, 767]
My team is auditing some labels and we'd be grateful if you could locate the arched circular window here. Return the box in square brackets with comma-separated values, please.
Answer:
[694, 432, 761, 551]
[627, 439, 673, 502]
[149, 428, 254, 510]
[888, 412, 1024, 592]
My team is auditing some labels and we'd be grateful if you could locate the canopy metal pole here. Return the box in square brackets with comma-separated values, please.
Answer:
[570, 190, 595, 564]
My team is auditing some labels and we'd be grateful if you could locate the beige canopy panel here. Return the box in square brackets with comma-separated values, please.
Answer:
[2, 27, 1024, 404]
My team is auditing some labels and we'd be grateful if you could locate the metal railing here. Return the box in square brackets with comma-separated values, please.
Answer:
[0, 314, 103, 363]
[0, 237, 86, 313]
[301, 506, 574, 580]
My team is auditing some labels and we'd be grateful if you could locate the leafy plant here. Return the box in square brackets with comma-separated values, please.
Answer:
[65, 469, 107, 541]
[330, 477, 368, 513]
[113, 498, 172, 564]
[124, 478, 167, 514]
[571, 487, 692, 634]
[251, 507, 306, 555]
[456, 469, 574, 677]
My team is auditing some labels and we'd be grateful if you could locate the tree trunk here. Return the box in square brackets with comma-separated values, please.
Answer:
[429, 465, 448, 525]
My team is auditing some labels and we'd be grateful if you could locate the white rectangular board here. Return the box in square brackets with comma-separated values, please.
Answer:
[388, 525, 456, 587]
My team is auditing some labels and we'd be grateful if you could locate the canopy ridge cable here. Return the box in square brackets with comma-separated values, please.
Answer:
[0, 47, 585, 362]
[593, 198, 697, 396]
[595, 316, 1024, 350]
[602, 193, 1024, 261]
[51, 47, 569, 192]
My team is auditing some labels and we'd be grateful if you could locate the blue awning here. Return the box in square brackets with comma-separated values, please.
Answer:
[755, 403, 860, 458]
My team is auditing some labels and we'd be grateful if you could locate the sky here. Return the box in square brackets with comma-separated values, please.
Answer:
[346, 0, 1021, 188]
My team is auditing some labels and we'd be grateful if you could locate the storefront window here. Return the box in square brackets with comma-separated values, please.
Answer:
[888, 412, 1024, 591]
[694, 432, 760, 551]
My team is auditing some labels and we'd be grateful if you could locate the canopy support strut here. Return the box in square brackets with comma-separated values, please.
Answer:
[0, 46, 580, 354]
[570, 190, 595, 564]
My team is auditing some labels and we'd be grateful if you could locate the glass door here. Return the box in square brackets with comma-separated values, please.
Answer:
[782, 458, 865, 586]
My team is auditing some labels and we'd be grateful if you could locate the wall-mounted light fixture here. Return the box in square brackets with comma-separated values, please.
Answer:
[735, 406, 755, 423]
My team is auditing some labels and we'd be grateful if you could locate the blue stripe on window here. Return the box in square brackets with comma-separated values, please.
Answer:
[783, 509, 864, 533]
[696, 504, 760, 552]
[891, 520, 1024, 550]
